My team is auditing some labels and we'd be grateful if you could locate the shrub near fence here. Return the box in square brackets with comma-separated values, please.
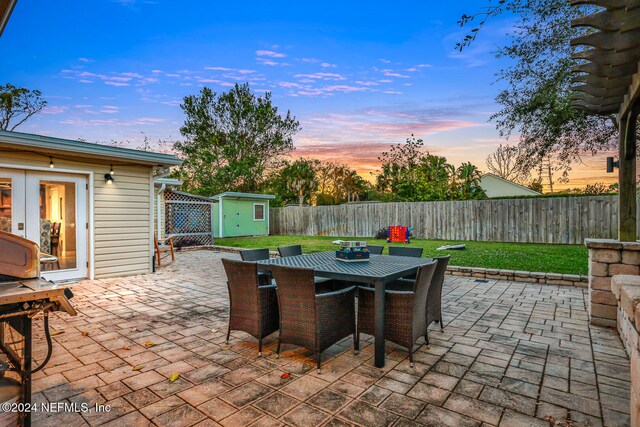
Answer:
[269, 195, 623, 245]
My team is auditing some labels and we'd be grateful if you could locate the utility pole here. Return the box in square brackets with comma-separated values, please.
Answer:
[546, 158, 554, 193]
[536, 157, 554, 193]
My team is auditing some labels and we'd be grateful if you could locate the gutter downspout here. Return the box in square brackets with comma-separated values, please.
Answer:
[157, 183, 165, 239]
[218, 195, 224, 238]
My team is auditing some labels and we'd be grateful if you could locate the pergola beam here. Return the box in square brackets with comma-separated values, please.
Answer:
[571, 7, 640, 32]
[571, 0, 640, 241]
[571, 29, 640, 51]
[570, 0, 640, 8]
[572, 48, 640, 67]
[618, 63, 640, 119]
[0, 0, 18, 37]
[572, 62, 638, 79]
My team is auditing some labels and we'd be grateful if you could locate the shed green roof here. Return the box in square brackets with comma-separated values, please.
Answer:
[213, 192, 275, 200]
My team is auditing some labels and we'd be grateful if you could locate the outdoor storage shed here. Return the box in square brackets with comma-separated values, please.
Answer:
[212, 192, 274, 238]
[0, 130, 182, 280]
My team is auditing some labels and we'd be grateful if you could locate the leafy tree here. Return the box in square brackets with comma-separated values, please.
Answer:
[0, 83, 47, 130]
[375, 135, 426, 196]
[404, 155, 454, 201]
[270, 158, 318, 207]
[486, 144, 532, 184]
[528, 179, 544, 193]
[583, 182, 615, 195]
[176, 83, 300, 195]
[457, 0, 620, 179]
[316, 161, 368, 205]
[374, 136, 486, 201]
[454, 162, 486, 200]
[342, 169, 368, 203]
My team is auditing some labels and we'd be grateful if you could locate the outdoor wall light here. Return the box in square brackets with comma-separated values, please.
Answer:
[49, 157, 54, 168]
[606, 156, 619, 173]
[104, 173, 115, 185]
[109, 164, 114, 175]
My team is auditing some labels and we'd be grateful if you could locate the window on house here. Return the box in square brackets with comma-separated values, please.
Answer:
[254, 203, 265, 221]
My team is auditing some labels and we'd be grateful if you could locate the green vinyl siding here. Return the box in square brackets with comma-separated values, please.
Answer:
[219, 197, 269, 237]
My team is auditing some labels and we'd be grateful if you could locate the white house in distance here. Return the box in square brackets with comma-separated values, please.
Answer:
[478, 173, 542, 198]
[0, 130, 182, 281]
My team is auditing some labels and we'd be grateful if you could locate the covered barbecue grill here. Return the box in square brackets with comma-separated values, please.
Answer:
[0, 231, 76, 426]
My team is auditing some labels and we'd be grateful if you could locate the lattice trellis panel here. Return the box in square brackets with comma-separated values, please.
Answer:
[164, 191, 214, 247]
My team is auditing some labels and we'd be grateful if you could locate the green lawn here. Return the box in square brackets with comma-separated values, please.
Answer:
[215, 235, 587, 275]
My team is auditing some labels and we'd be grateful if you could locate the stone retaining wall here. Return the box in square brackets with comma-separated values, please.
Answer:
[610, 275, 640, 426]
[585, 239, 640, 327]
[446, 266, 586, 287]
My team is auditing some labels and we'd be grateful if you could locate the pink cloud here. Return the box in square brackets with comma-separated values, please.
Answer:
[59, 117, 164, 126]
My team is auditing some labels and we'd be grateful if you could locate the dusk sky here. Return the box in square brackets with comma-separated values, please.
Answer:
[0, 0, 615, 189]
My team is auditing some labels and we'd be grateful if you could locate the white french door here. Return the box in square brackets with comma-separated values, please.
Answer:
[0, 168, 88, 280]
[0, 169, 25, 236]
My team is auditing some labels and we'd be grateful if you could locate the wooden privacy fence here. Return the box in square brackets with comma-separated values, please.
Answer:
[269, 195, 626, 245]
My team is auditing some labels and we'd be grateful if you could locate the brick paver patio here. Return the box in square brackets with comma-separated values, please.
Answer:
[29, 250, 631, 426]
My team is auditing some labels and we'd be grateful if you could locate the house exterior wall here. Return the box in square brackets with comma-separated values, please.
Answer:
[479, 174, 540, 198]
[0, 150, 153, 279]
[220, 198, 269, 237]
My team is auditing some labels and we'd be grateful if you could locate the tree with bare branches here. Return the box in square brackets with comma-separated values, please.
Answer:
[0, 84, 47, 131]
[485, 144, 532, 184]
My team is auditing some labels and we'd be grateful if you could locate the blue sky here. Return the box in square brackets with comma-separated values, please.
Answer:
[2, 0, 605, 187]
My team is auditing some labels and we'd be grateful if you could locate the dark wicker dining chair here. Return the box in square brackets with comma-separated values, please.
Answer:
[427, 255, 450, 332]
[389, 246, 424, 258]
[386, 255, 450, 335]
[240, 248, 270, 261]
[240, 248, 272, 286]
[357, 261, 437, 367]
[222, 258, 279, 356]
[277, 245, 303, 258]
[270, 265, 357, 373]
[367, 245, 384, 255]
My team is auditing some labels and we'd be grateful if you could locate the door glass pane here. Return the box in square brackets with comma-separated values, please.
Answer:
[39, 181, 76, 270]
[0, 178, 11, 233]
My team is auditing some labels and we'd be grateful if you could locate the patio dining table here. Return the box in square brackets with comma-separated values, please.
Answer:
[257, 251, 433, 368]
